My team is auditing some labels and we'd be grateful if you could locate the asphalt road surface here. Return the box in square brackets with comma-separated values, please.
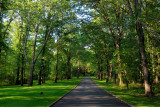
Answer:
[50, 77, 131, 107]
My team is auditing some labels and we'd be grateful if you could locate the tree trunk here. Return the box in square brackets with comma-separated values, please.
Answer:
[28, 64, 34, 86]
[109, 63, 113, 81]
[97, 61, 100, 80]
[66, 50, 71, 80]
[138, 41, 143, 86]
[83, 65, 86, 76]
[136, 21, 153, 96]
[38, 61, 43, 85]
[140, 71, 143, 86]
[113, 71, 116, 84]
[155, 54, 160, 83]
[15, 55, 21, 85]
[42, 71, 45, 84]
[77, 61, 80, 79]
[55, 46, 59, 83]
[0, 45, 1, 60]
[21, 54, 24, 86]
[100, 59, 103, 81]
[38, 51, 45, 85]
[15, 66, 20, 85]
[106, 59, 109, 83]
[116, 43, 123, 85]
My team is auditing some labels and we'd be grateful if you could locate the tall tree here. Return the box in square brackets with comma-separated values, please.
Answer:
[126, 0, 153, 96]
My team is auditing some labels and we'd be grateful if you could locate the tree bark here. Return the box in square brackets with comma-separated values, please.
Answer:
[15, 54, 21, 85]
[21, 54, 24, 86]
[113, 71, 116, 84]
[28, 64, 34, 86]
[136, 21, 153, 96]
[116, 43, 123, 85]
[38, 59, 43, 85]
[77, 61, 80, 79]
[106, 59, 109, 83]
[109, 63, 113, 81]
[97, 61, 100, 80]
[66, 49, 71, 80]
[83, 65, 87, 76]
[155, 54, 160, 83]
[38, 48, 45, 85]
[55, 44, 59, 83]
[15, 65, 20, 85]
[99, 58, 103, 81]
[126, 0, 153, 96]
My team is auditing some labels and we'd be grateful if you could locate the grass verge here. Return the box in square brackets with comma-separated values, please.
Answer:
[0, 77, 83, 107]
[92, 77, 160, 107]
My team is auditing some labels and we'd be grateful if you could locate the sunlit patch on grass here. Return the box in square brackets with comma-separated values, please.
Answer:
[0, 77, 83, 107]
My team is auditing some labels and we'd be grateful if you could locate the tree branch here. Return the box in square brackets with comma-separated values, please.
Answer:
[24, 26, 31, 65]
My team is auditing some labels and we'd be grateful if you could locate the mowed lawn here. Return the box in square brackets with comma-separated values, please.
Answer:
[0, 77, 82, 107]
[92, 77, 160, 107]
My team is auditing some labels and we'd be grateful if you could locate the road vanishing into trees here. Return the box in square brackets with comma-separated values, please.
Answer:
[50, 77, 131, 107]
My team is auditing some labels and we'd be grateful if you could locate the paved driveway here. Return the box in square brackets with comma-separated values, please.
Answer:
[50, 77, 131, 107]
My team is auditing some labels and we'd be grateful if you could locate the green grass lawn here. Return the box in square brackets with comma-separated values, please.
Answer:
[92, 77, 160, 107]
[0, 77, 82, 107]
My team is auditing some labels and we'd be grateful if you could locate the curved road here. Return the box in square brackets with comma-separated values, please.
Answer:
[50, 77, 131, 107]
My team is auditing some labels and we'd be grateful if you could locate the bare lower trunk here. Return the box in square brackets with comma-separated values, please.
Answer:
[99, 70, 102, 81]
[116, 43, 123, 85]
[140, 71, 143, 86]
[38, 64, 42, 85]
[113, 71, 116, 84]
[97, 61, 100, 80]
[118, 72, 123, 85]
[38, 56, 44, 85]
[83, 65, 86, 76]
[100, 59, 103, 81]
[155, 54, 160, 83]
[0, 47, 1, 60]
[28, 64, 34, 86]
[15, 66, 20, 85]
[136, 21, 153, 96]
[16, 55, 21, 85]
[66, 52, 71, 80]
[138, 44, 143, 86]
[42, 72, 45, 84]
[55, 48, 59, 83]
[77, 61, 80, 79]
[21, 54, 24, 86]
[106, 59, 109, 83]
[109, 63, 113, 81]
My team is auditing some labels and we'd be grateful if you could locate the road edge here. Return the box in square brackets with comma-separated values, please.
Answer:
[91, 77, 133, 107]
[47, 77, 84, 107]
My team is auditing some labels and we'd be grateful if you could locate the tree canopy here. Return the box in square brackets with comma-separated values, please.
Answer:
[0, 0, 160, 97]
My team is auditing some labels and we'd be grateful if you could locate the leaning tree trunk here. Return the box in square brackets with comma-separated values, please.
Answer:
[136, 21, 153, 96]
